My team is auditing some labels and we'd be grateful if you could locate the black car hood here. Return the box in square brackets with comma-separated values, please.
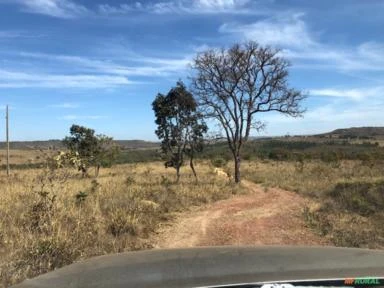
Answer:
[12, 246, 384, 288]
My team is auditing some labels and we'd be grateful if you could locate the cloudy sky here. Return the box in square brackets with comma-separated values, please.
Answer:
[0, 0, 383, 140]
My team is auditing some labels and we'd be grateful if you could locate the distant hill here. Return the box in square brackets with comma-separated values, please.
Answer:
[2, 127, 384, 150]
[115, 140, 159, 150]
[317, 127, 384, 139]
[0, 140, 159, 150]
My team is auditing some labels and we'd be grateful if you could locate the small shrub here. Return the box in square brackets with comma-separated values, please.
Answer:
[211, 157, 228, 168]
[75, 191, 88, 205]
[160, 175, 172, 186]
[21, 238, 77, 278]
[268, 148, 291, 161]
[107, 209, 138, 237]
[143, 168, 153, 176]
[302, 203, 332, 236]
[90, 180, 100, 193]
[125, 176, 135, 186]
[330, 214, 377, 248]
[329, 180, 384, 216]
[25, 191, 56, 235]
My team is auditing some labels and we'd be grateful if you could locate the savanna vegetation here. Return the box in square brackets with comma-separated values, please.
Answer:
[1, 40, 383, 287]
[1, 135, 384, 287]
[0, 160, 243, 287]
[241, 158, 384, 249]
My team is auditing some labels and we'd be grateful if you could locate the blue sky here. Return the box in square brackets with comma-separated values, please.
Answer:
[0, 0, 383, 140]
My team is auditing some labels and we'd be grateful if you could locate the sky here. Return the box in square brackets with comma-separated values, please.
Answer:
[0, 0, 383, 141]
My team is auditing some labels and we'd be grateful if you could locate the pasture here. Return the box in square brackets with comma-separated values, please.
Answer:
[1, 137, 384, 287]
[0, 160, 242, 287]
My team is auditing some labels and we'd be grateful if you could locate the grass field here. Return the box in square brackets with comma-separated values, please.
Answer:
[1, 140, 384, 287]
[0, 161, 243, 287]
[241, 159, 384, 249]
[0, 149, 46, 165]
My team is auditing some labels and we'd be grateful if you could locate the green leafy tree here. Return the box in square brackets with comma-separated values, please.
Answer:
[93, 135, 120, 177]
[192, 41, 306, 183]
[63, 125, 120, 177]
[152, 81, 208, 182]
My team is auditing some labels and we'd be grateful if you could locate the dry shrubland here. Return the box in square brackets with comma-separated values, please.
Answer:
[1, 153, 384, 287]
[0, 161, 241, 287]
[241, 159, 384, 249]
[0, 150, 43, 165]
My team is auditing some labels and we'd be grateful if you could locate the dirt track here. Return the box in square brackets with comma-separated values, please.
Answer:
[154, 179, 329, 248]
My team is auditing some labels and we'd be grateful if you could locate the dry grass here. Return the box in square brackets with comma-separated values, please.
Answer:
[241, 159, 384, 249]
[0, 150, 47, 165]
[241, 159, 384, 197]
[1, 155, 383, 287]
[0, 161, 240, 287]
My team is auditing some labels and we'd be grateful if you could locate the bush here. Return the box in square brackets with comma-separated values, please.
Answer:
[21, 238, 77, 277]
[107, 209, 138, 237]
[211, 157, 228, 168]
[304, 180, 384, 248]
[329, 180, 384, 216]
[268, 148, 291, 161]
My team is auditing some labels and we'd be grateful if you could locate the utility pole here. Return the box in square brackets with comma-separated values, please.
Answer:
[6, 105, 10, 176]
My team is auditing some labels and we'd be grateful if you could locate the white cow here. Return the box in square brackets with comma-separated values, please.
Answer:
[213, 168, 232, 180]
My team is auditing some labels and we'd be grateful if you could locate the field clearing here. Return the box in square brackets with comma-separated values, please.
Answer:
[241, 159, 383, 196]
[0, 161, 244, 287]
[154, 179, 329, 248]
[241, 160, 384, 249]
[1, 149, 384, 287]
[0, 150, 48, 166]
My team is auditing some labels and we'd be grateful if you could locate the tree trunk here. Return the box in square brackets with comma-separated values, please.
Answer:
[95, 165, 100, 178]
[81, 166, 87, 178]
[190, 155, 197, 181]
[234, 154, 241, 183]
[176, 165, 181, 183]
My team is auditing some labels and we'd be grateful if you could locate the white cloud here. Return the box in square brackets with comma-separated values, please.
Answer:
[196, 0, 245, 9]
[0, 30, 40, 39]
[49, 102, 79, 108]
[0, 69, 132, 88]
[17, 51, 191, 77]
[259, 101, 384, 136]
[309, 86, 384, 101]
[0, 47, 192, 90]
[98, 0, 256, 15]
[15, 0, 89, 18]
[219, 13, 314, 48]
[301, 104, 384, 126]
[219, 14, 384, 74]
[59, 114, 106, 120]
[285, 43, 384, 72]
[98, 3, 135, 15]
[357, 42, 384, 62]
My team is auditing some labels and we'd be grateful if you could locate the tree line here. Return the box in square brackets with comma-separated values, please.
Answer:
[59, 41, 306, 183]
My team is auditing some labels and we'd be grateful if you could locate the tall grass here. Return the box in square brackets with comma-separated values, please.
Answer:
[0, 161, 241, 287]
[242, 159, 384, 196]
[241, 159, 384, 249]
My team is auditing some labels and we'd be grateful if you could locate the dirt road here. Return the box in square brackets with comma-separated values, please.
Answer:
[154, 180, 329, 248]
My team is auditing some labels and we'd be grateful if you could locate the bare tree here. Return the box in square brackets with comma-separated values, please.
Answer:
[191, 41, 306, 183]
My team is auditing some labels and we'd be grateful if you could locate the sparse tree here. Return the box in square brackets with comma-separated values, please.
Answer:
[192, 41, 306, 183]
[93, 135, 120, 177]
[152, 81, 208, 182]
[63, 125, 119, 177]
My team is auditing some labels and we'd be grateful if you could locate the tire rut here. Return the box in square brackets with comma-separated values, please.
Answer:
[153, 180, 329, 248]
